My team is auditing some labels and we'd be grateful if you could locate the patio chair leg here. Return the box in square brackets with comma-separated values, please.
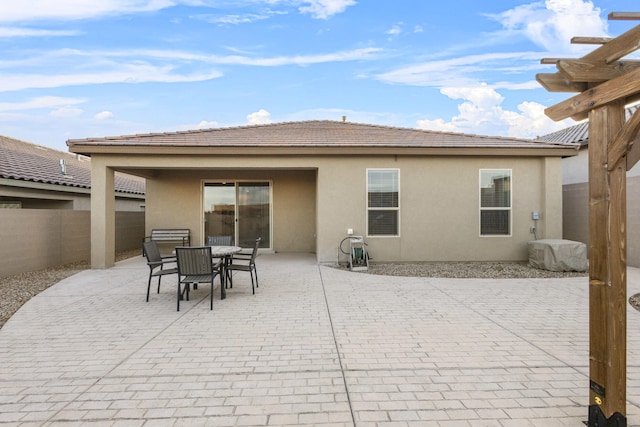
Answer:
[147, 277, 152, 302]
[250, 272, 255, 295]
[210, 279, 214, 310]
[157, 276, 161, 294]
[177, 283, 189, 311]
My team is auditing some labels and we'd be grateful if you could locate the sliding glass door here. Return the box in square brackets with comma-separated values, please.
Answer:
[203, 181, 270, 248]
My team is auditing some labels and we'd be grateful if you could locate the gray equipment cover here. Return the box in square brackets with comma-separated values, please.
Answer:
[528, 239, 588, 272]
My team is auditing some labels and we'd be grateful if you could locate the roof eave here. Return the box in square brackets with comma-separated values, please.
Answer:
[67, 144, 579, 157]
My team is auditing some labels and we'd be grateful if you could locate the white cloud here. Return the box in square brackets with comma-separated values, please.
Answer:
[376, 51, 543, 88]
[385, 23, 402, 37]
[416, 84, 572, 138]
[488, 0, 607, 54]
[0, 1, 178, 23]
[298, 0, 357, 19]
[196, 120, 218, 128]
[0, 46, 380, 92]
[195, 13, 272, 25]
[376, 0, 609, 90]
[95, 111, 114, 120]
[0, 65, 222, 92]
[415, 118, 458, 133]
[247, 109, 272, 125]
[0, 27, 79, 37]
[50, 106, 84, 118]
[0, 96, 85, 111]
[0, 0, 358, 28]
[502, 101, 572, 138]
[192, 8, 290, 26]
[127, 46, 382, 66]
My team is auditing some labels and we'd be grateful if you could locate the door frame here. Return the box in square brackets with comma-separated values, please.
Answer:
[201, 179, 273, 250]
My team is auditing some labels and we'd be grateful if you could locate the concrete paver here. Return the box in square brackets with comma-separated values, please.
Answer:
[0, 253, 639, 426]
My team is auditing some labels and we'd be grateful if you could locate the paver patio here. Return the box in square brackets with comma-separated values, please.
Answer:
[0, 253, 639, 426]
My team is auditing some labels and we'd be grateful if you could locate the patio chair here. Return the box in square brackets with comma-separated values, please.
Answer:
[175, 246, 222, 311]
[206, 235, 234, 246]
[227, 237, 261, 294]
[142, 241, 178, 302]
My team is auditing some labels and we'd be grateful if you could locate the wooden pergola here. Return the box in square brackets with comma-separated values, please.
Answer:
[537, 12, 640, 427]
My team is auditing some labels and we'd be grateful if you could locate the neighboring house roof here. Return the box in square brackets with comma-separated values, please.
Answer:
[0, 135, 145, 195]
[537, 104, 640, 147]
[68, 120, 579, 156]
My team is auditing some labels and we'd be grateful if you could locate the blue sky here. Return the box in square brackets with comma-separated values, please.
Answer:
[0, 0, 637, 152]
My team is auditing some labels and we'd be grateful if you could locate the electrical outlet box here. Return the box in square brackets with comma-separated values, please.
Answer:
[532, 211, 540, 220]
[347, 228, 354, 235]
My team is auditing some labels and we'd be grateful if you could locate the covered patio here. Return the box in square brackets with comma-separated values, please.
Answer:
[1, 254, 639, 425]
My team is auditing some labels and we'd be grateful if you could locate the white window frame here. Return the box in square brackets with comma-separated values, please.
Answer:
[366, 168, 400, 237]
[479, 169, 512, 237]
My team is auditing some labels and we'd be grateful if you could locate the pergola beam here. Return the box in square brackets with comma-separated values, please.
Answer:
[571, 36, 613, 45]
[582, 24, 640, 64]
[609, 12, 640, 20]
[557, 59, 640, 83]
[536, 72, 587, 93]
[608, 107, 640, 170]
[544, 67, 640, 121]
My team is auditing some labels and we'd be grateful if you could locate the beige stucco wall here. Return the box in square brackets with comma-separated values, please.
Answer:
[317, 156, 559, 263]
[146, 169, 316, 253]
[0, 209, 144, 277]
[89, 153, 564, 266]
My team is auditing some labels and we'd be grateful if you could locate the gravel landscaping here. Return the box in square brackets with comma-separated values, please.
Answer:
[1, 256, 638, 330]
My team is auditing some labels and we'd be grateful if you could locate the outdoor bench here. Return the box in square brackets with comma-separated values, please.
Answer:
[144, 229, 191, 247]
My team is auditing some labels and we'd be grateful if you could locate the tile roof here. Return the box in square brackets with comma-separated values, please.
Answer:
[0, 135, 145, 195]
[537, 104, 640, 146]
[68, 120, 578, 151]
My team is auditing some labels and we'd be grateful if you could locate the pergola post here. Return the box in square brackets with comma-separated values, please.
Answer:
[587, 102, 627, 425]
[537, 13, 640, 426]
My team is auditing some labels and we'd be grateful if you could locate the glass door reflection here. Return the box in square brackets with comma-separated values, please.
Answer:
[203, 181, 270, 249]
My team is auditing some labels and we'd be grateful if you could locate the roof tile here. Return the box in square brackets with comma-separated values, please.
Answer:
[68, 120, 577, 150]
[0, 135, 145, 195]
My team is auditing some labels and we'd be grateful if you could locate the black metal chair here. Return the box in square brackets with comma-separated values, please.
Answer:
[175, 246, 222, 311]
[142, 241, 178, 303]
[227, 237, 261, 294]
[206, 235, 233, 246]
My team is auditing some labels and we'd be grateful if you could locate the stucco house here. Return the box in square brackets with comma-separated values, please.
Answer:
[0, 135, 147, 276]
[0, 135, 145, 210]
[538, 104, 640, 267]
[66, 120, 578, 268]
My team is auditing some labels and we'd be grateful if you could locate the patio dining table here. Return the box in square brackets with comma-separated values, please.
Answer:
[209, 245, 242, 299]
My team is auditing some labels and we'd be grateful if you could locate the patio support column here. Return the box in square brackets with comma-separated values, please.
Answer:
[91, 161, 115, 268]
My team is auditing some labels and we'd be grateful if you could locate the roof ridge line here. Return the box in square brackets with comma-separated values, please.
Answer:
[66, 119, 544, 144]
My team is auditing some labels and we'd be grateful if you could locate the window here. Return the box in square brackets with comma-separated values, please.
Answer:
[480, 169, 511, 236]
[367, 169, 399, 236]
